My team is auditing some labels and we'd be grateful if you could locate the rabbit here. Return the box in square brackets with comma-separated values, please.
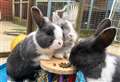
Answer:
[95, 18, 112, 36]
[69, 19, 120, 82]
[52, 10, 78, 59]
[7, 6, 64, 81]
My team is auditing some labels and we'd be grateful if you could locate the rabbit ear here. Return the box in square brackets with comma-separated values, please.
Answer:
[31, 6, 44, 27]
[93, 27, 116, 49]
[52, 10, 64, 22]
[57, 11, 64, 18]
[95, 19, 112, 36]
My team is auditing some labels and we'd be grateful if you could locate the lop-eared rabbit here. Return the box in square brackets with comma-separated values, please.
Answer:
[7, 6, 64, 81]
[69, 19, 120, 82]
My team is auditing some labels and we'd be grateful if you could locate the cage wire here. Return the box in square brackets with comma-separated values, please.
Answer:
[81, 0, 109, 30]
[0, 0, 120, 81]
[0, 0, 27, 54]
[0, 0, 13, 53]
[75, 0, 111, 37]
[0, 0, 120, 55]
[0, 0, 78, 58]
[109, 0, 120, 42]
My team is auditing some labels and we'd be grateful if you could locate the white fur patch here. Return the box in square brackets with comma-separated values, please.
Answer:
[87, 55, 117, 82]
[65, 20, 78, 42]
[52, 23, 63, 39]
[27, 31, 36, 38]
[49, 23, 63, 49]
[43, 17, 50, 23]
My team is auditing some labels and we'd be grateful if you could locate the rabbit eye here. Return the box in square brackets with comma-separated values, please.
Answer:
[46, 31, 53, 36]
[61, 26, 64, 29]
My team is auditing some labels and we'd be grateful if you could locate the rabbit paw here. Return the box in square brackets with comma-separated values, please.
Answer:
[40, 55, 51, 60]
[34, 55, 51, 61]
[64, 53, 70, 60]
[54, 53, 64, 59]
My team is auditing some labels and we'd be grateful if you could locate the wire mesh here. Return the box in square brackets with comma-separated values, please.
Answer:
[0, 0, 27, 54]
[109, 0, 120, 42]
[0, 0, 120, 54]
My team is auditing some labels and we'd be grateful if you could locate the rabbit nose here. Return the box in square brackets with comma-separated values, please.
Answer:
[58, 42, 61, 45]
[49, 39, 63, 49]
[69, 34, 72, 38]
[58, 40, 63, 46]
[67, 33, 73, 38]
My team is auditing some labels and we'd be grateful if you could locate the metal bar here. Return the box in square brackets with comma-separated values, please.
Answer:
[20, 0, 22, 21]
[105, 0, 113, 18]
[12, 0, 15, 18]
[109, 0, 117, 41]
[87, 0, 94, 29]
[47, 0, 52, 17]
[109, 0, 116, 19]
[75, 0, 84, 35]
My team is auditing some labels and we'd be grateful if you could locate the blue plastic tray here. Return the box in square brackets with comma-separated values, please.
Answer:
[0, 63, 7, 82]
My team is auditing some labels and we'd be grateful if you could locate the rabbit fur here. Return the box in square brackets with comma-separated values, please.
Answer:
[52, 10, 78, 59]
[7, 6, 64, 81]
[69, 19, 120, 82]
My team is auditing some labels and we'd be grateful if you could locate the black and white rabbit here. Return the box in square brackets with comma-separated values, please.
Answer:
[52, 10, 78, 59]
[7, 6, 64, 81]
[69, 19, 120, 82]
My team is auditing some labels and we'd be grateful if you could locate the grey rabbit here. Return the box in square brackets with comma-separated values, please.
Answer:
[69, 19, 120, 82]
[52, 10, 78, 59]
[7, 6, 64, 81]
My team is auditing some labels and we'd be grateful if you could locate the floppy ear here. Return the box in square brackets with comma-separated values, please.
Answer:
[31, 6, 44, 27]
[95, 19, 112, 36]
[93, 27, 116, 49]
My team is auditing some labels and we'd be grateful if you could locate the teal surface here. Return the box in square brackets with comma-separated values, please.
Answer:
[0, 63, 7, 82]
[76, 71, 86, 82]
